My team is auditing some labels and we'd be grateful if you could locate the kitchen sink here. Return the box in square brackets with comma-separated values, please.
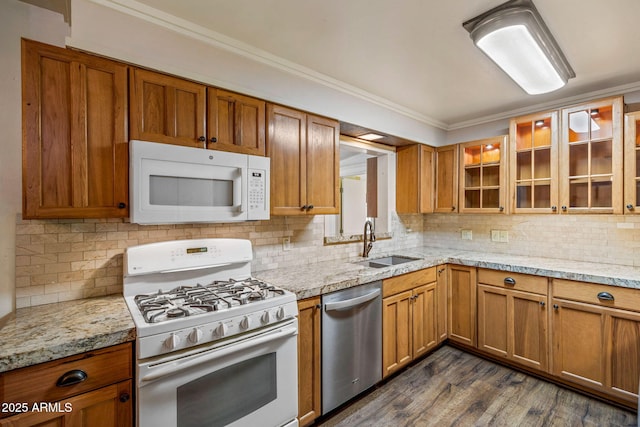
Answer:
[357, 255, 420, 268]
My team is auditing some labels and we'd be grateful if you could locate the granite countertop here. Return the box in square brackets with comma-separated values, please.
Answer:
[255, 246, 640, 299]
[0, 295, 135, 373]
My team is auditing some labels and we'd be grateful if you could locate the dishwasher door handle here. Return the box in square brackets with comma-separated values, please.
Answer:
[324, 289, 381, 312]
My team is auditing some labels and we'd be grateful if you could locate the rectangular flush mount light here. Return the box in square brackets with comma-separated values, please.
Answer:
[463, 0, 575, 95]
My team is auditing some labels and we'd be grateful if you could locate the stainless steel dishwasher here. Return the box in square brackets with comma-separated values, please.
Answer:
[321, 281, 382, 415]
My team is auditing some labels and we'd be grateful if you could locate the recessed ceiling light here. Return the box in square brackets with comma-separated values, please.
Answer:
[358, 133, 385, 141]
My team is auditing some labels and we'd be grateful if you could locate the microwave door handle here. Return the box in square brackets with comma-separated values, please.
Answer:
[237, 167, 247, 213]
[139, 325, 297, 384]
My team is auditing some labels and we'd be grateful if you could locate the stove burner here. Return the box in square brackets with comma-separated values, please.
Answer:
[133, 278, 284, 323]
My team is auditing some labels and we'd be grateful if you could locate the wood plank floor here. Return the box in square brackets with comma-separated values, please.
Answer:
[316, 346, 637, 427]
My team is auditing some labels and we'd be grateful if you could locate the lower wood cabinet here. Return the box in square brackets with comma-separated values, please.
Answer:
[552, 279, 640, 406]
[447, 265, 477, 347]
[297, 297, 321, 427]
[477, 269, 548, 372]
[0, 343, 133, 426]
[382, 267, 438, 378]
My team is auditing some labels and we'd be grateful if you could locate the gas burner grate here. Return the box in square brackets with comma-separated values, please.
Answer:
[133, 278, 284, 323]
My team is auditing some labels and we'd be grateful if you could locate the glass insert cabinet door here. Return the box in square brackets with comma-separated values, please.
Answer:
[458, 136, 507, 213]
[560, 96, 623, 214]
[624, 111, 640, 214]
[509, 111, 559, 213]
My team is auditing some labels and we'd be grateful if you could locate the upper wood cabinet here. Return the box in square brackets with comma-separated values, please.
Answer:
[129, 68, 206, 148]
[509, 111, 559, 213]
[267, 104, 339, 215]
[396, 144, 434, 213]
[559, 96, 624, 214]
[458, 136, 508, 213]
[208, 88, 266, 156]
[435, 144, 459, 213]
[624, 111, 640, 214]
[22, 39, 129, 219]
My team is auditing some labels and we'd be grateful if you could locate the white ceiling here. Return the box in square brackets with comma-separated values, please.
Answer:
[115, 0, 640, 129]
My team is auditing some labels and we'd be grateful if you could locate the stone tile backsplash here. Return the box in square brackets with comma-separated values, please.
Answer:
[14, 213, 424, 308]
[14, 212, 640, 308]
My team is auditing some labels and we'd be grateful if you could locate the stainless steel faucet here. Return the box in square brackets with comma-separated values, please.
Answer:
[362, 220, 376, 258]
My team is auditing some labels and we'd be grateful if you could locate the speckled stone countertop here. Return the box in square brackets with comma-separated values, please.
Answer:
[0, 295, 135, 373]
[255, 246, 640, 299]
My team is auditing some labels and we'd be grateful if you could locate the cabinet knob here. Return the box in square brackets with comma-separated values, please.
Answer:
[539, 301, 546, 307]
[198, 136, 206, 142]
[56, 369, 88, 387]
[499, 206, 504, 212]
[315, 304, 321, 310]
[551, 205, 557, 211]
[627, 204, 634, 211]
[300, 205, 308, 211]
[451, 206, 456, 211]
[561, 206, 567, 212]
[553, 304, 559, 310]
[306, 204, 314, 211]
[119, 392, 130, 403]
[210, 137, 217, 143]
[118, 202, 126, 209]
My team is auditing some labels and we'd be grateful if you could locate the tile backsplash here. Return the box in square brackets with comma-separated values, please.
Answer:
[14, 213, 423, 308]
[15, 212, 640, 308]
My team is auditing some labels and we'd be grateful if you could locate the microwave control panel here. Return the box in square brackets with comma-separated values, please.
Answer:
[247, 156, 270, 220]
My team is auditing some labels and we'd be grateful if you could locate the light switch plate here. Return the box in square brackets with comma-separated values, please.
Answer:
[282, 237, 291, 251]
[491, 230, 500, 242]
[499, 230, 509, 243]
[461, 229, 472, 240]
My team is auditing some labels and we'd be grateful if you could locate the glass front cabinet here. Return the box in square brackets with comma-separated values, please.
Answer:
[559, 96, 624, 214]
[458, 136, 507, 213]
[509, 111, 559, 213]
[624, 111, 640, 214]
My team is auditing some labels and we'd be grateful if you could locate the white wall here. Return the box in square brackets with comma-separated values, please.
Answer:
[0, 1, 70, 321]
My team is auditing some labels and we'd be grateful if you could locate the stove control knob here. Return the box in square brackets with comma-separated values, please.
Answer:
[214, 323, 226, 338]
[276, 307, 285, 320]
[188, 328, 203, 344]
[261, 311, 270, 324]
[240, 316, 251, 330]
[165, 333, 181, 350]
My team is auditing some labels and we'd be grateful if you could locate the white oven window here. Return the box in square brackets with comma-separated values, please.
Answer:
[149, 175, 233, 207]
[177, 353, 277, 427]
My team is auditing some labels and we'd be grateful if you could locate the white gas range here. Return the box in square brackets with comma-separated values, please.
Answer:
[123, 238, 298, 427]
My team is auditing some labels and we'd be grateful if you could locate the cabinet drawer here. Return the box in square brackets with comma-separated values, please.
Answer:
[383, 267, 436, 297]
[478, 269, 547, 295]
[1, 343, 132, 410]
[553, 279, 640, 312]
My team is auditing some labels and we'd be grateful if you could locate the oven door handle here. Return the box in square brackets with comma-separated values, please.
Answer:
[140, 325, 297, 384]
[158, 263, 233, 274]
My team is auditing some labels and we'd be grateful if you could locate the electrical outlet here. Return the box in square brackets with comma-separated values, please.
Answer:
[282, 237, 291, 251]
[499, 230, 509, 243]
[491, 230, 500, 242]
[461, 229, 472, 240]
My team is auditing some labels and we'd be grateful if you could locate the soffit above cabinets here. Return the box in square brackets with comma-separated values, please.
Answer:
[123, 0, 640, 130]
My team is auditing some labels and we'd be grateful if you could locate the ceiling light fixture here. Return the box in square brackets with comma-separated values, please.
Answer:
[463, 0, 575, 95]
[358, 133, 385, 141]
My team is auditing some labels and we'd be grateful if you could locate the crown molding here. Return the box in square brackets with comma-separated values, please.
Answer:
[90, 0, 449, 130]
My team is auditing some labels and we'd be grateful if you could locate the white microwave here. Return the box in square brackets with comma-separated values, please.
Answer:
[130, 140, 270, 224]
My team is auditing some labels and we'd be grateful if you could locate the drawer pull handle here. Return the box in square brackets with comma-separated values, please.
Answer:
[56, 369, 87, 387]
[504, 277, 516, 286]
[597, 292, 614, 302]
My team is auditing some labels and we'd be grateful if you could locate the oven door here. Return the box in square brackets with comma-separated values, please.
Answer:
[137, 320, 298, 427]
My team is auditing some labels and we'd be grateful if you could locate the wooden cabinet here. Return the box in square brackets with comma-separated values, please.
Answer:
[434, 145, 459, 213]
[559, 96, 624, 213]
[22, 39, 129, 219]
[436, 266, 448, 343]
[458, 136, 507, 213]
[477, 269, 549, 372]
[208, 88, 266, 156]
[297, 297, 321, 427]
[396, 144, 434, 213]
[267, 104, 340, 215]
[509, 111, 559, 213]
[0, 343, 133, 426]
[129, 68, 206, 148]
[552, 279, 640, 406]
[447, 265, 476, 346]
[382, 268, 438, 378]
[624, 111, 640, 214]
